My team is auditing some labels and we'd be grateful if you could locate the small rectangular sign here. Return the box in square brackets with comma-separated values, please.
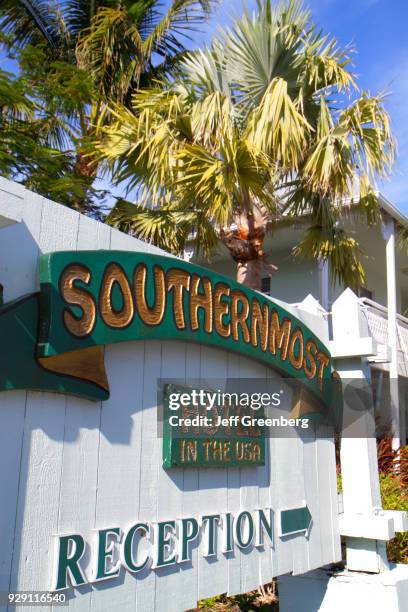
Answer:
[162, 383, 266, 468]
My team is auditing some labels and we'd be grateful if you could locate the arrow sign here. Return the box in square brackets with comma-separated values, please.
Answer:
[279, 504, 312, 537]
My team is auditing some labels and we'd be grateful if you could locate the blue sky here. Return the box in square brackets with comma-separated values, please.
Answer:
[190, 0, 408, 213]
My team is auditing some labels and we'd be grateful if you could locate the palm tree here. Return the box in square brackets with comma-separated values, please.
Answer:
[96, 0, 394, 290]
[0, 0, 215, 209]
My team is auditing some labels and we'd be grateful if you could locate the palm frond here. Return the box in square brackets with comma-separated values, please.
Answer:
[223, 0, 304, 109]
[293, 224, 365, 289]
[0, 70, 33, 118]
[0, 0, 65, 51]
[300, 30, 357, 95]
[107, 198, 191, 255]
[93, 0, 395, 278]
[64, 0, 106, 37]
[142, 0, 216, 58]
[247, 77, 311, 168]
[339, 92, 395, 182]
[76, 7, 144, 101]
[181, 42, 231, 97]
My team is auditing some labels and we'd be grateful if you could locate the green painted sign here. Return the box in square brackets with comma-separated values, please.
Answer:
[0, 293, 108, 400]
[162, 384, 266, 468]
[0, 250, 334, 404]
[280, 505, 312, 536]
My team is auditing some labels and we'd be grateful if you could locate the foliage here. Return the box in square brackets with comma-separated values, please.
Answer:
[377, 439, 408, 489]
[0, 56, 106, 212]
[373, 440, 408, 564]
[0, 0, 216, 212]
[197, 582, 278, 611]
[96, 0, 395, 289]
[1, 0, 215, 93]
[380, 472, 408, 564]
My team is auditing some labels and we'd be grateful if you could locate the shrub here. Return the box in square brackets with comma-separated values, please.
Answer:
[380, 472, 408, 564]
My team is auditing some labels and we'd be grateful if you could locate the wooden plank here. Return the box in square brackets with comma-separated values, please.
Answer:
[316, 425, 341, 565]
[0, 392, 27, 594]
[271, 379, 302, 577]
[134, 341, 162, 612]
[38, 199, 80, 253]
[53, 203, 110, 611]
[0, 170, 44, 601]
[197, 346, 229, 602]
[257, 366, 274, 589]
[225, 353, 243, 597]
[237, 355, 262, 596]
[109, 227, 169, 256]
[9, 391, 66, 605]
[55, 395, 101, 611]
[289, 435, 310, 576]
[302, 424, 322, 572]
[76, 215, 111, 250]
[0, 178, 24, 227]
[154, 341, 189, 612]
[179, 343, 202, 611]
[89, 341, 146, 612]
[264, 367, 281, 583]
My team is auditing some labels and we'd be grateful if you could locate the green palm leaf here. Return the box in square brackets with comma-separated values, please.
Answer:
[94, 0, 395, 290]
[0, 0, 65, 51]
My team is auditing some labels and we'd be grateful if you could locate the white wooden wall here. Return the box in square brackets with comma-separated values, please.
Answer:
[0, 180, 341, 612]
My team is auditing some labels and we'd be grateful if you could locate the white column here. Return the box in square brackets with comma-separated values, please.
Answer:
[332, 289, 389, 573]
[382, 215, 400, 449]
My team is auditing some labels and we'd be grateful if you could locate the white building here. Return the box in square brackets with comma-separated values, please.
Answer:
[197, 194, 408, 447]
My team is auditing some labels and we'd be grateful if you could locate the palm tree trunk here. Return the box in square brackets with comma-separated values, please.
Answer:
[72, 150, 97, 213]
[236, 259, 265, 290]
[220, 210, 277, 291]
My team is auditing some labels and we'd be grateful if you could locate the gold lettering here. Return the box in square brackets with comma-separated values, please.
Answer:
[99, 263, 134, 328]
[288, 328, 304, 370]
[203, 440, 211, 462]
[236, 440, 244, 461]
[269, 311, 291, 359]
[316, 351, 330, 389]
[167, 269, 190, 329]
[231, 290, 250, 343]
[212, 441, 223, 462]
[190, 275, 213, 333]
[186, 440, 197, 463]
[133, 264, 165, 326]
[223, 441, 231, 462]
[214, 283, 231, 338]
[60, 264, 96, 337]
[252, 443, 261, 462]
[243, 442, 252, 461]
[251, 299, 269, 351]
[303, 340, 317, 380]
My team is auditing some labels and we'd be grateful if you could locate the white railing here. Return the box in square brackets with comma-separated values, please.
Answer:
[359, 297, 408, 377]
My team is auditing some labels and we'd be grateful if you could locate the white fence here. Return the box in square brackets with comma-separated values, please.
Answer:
[360, 297, 408, 377]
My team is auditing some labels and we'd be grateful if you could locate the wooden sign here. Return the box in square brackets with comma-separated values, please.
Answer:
[162, 383, 266, 468]
[0, 188, 342, 612]
[0, 250, 334, 406]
